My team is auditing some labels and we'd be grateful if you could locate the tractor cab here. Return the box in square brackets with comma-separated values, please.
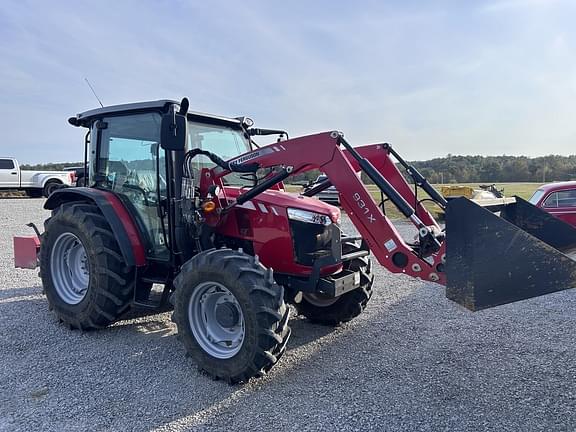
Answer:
[67, 100, 343, 278]
[68, 100, 253, 262]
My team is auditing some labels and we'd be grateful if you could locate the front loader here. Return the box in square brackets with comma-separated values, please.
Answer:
[14, 98, 576, 383]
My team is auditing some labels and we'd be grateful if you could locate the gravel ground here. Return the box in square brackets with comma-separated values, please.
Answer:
[1, 198, 575, 432]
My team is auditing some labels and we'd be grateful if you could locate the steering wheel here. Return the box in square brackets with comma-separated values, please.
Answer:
[122, 183, 150, 206]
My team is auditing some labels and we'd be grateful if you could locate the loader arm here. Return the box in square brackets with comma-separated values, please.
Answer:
[209, 130, 576, 311]
[345, 144, 440, 228]
[212, 131, 447, 285]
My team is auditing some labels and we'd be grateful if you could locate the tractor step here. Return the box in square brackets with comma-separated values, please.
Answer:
[134, 275, 172, 310]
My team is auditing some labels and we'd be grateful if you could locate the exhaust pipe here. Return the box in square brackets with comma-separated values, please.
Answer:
[445, 197, 576, 311]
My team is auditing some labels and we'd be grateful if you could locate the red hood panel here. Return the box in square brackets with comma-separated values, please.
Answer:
[224, 187, 340, 221]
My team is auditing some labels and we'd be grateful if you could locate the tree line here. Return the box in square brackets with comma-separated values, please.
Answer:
[288, 154, 576, 184]
[22, 154, 576, 184]
[409, 154, 576, 184]
[21, 162, 82, 171]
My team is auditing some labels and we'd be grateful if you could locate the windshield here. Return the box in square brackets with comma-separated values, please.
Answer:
[529, 189, 545, 205]
[187, 120, 252, 185]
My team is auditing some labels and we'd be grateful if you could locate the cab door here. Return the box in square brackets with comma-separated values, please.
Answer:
[93, 113, 170, 261]
[0, 159, 19, 187]
[542, 189, 576, 227]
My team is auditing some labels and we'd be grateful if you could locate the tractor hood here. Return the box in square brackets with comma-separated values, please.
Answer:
[224, 188, 341, 223]
[219, 187, 342, 277]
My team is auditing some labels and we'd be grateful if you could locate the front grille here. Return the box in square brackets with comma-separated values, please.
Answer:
[289, 220, 337, 266]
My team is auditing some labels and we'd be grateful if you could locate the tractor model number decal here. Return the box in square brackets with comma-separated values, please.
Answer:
[353, 193, 376, 223]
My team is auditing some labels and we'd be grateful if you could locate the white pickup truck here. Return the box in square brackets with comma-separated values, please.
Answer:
[0, 157, 75, 198]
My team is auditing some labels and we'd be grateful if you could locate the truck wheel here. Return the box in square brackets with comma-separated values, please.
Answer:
[296, 241, 374, 326]
[173, 249, 291, 383]
[43, 180, 61, 198]
[40, 203, 134, 329]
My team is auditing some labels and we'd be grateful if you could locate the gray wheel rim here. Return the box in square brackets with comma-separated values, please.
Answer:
[50, 232, 89, 305]
[188, 281, 245, 359]
[302, 293, 339, 307]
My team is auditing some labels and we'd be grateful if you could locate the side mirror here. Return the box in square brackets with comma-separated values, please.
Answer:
[161, 103, 188, 151]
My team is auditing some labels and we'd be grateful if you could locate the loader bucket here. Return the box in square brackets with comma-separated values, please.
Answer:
[445, 196, 576, 311]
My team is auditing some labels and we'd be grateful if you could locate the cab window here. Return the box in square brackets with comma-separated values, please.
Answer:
[187, 121, 251, 185]
[0, 159, 15, 169]
[528, 189, 544, 205]
[543, 190, 576, 208]
[94, 112, 169, 260]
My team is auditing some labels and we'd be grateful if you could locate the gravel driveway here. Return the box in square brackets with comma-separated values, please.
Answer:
[1, 198, 575, 431]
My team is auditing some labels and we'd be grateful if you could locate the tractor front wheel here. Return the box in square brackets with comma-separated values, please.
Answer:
[173, 249, 291, 383]
[296, 241, 374, 326]
[40, 203, 134, 329]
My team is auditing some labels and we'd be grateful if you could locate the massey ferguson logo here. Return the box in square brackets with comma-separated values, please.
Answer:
[231, 150, 261, 165]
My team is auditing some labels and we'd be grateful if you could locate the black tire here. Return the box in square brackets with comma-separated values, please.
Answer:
[43, 180, 61, 198]
[173, 249, 291, 383]
[40, 203, 134, 329]
[296, 240, 374, 326]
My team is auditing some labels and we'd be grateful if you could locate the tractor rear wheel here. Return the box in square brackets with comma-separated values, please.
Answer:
[173, 249, 291, 383]
[296, 240, 374, 326]
[40, 203, 134, 329]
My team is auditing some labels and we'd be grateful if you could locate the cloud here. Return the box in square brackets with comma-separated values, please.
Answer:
[480, 0, 564, 13]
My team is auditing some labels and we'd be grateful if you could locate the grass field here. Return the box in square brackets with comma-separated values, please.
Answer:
[286, 182, 543, 220]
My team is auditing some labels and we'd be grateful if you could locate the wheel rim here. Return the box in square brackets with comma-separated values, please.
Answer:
[188, 281, 245, 359]
[302, 293, 339, 307]
[50, 232, 90, 305]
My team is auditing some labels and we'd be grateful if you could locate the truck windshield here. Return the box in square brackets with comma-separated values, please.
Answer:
[529, 189, 545, 205]
[187, 121, 252, 185]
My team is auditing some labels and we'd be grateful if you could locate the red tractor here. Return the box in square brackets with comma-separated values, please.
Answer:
[15, 98, 576, 383]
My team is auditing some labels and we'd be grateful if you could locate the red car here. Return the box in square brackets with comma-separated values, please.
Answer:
[529, 181, 576, 227]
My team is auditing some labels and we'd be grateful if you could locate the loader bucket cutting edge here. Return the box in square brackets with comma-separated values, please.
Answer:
[445, 196, 576, 311]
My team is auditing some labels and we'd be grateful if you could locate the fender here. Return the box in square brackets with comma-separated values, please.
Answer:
[44, 188, 147, 267]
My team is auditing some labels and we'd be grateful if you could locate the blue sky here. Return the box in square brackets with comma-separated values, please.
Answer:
[1, 0, 575, 163]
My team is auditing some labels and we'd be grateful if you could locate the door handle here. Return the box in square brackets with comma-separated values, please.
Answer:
[11, 172, 17, 175]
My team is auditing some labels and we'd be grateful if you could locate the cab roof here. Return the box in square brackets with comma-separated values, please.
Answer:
[537, 181, 576, 192]
[70, 99, 243, 128]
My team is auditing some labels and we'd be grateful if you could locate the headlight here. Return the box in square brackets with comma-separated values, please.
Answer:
[287, 208, 332, 226]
